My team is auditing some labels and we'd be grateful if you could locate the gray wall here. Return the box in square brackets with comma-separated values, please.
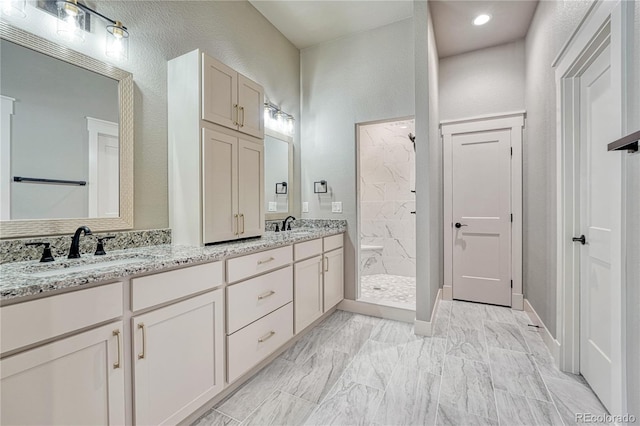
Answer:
[524, 0, 593, 338]
[6, 1, 301, 230]
[439, 40, 525, 121]
[626, 1, 640, 417]
[1, 39, 118, 219]
[300, 17, 415, 302]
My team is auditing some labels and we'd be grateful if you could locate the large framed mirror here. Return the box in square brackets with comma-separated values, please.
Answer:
[0, 22, 133, 238]
[264, 128, 294, 220]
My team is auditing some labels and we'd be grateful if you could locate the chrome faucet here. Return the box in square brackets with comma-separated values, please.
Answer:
[68, 226, 92, 259]
[282, 216, 296, 231]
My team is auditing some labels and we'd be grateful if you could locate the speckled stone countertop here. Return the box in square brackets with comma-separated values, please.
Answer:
[0, 226, 345, 303]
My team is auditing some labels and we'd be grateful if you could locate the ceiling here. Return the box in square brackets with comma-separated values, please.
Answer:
[431, 1, 538, 58]
[250, 0, 538, 57]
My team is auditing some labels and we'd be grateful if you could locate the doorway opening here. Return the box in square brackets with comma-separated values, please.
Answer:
[356, 117, 416, 310]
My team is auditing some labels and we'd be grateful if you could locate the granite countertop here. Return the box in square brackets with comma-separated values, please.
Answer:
[0, 227, 345, 303]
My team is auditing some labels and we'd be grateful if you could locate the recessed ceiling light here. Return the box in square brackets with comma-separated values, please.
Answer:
[473, 14, 491, 26]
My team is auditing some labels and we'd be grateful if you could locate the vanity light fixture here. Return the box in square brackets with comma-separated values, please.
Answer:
[106, 21, 129, 60]
[54, 0, 129, 60]
[264, 102, 295, 136]
[1, 0, 26, 17]
[473, 14, 491, 26]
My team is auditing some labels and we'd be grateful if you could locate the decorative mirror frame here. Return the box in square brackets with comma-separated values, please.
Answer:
[0, 22, 133, 238]
[264, 128, 295, 221]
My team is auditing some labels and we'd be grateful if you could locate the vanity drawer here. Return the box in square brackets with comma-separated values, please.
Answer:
[227, 246, 292, 283]
[0, 282, 123, 354]
[131, 261, 223, 311]
[323, 233, 344, 252]
[227, 266, 293, 334]
[227, 302, 293, 383]
[294, 238, 323, 261]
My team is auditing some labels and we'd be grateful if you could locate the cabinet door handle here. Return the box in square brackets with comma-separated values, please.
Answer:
[240, 106, 245, 127]
[138, 323, 147, 360]
[324, 256, 329, 272]
[234, 214, 239, 236]
[257, 256, 275, 265]
[257, 290, 276, 300]
[113, 329, 122, 369]
[233, 104, 239, 126]
[258, 330, 276, 343]
[240, 213, 245, 234]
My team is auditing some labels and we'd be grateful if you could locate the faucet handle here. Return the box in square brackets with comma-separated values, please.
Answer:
[25, 242, 55, 263]
[95, 236, 116, 256]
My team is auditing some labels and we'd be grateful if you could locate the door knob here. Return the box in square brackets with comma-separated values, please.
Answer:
[572, 235, 586, 245]
[455, 223, 468, 228]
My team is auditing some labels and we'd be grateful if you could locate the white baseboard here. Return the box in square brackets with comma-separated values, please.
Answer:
[512, 293, 524, 311]
[443, 285, 453, 300]
[414, 289, 442, 337]
[524, 299, 561, 363]
[337, 299, 415, 323]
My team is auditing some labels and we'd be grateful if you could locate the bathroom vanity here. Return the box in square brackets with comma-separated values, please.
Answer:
[0, 227, 345, 425]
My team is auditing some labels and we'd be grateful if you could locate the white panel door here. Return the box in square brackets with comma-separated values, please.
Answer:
[1, 322, 125, 426]
[237, 139, 264, 238]
[323, 248, 344, 310]
[237, 74, 264, 138]
[451, 129, 512, 306]
[97, 133, 119, 217]
[201, 53, 238, 129]
[202, 128, 238, 243]
[133, 290, 225, 426]
[294, 255, 323, 333]
[578, 44, 621, 412]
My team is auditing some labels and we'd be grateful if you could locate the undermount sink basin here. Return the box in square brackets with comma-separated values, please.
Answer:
[24, 255, 155, 278]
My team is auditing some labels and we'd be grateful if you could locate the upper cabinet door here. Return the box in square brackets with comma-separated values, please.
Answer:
[237, 139, 264, 238]
[237, 74, 264, 139]
[202, 128, 239, 244]
[202, 54, 238, 129]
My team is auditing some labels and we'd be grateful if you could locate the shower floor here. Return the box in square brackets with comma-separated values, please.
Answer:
[359, 274, 416, 310]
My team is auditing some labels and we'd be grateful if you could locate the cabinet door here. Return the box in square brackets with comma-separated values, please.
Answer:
[237, 74, 264, 138]
[1, 322, 125, 426]
[237, 139, 264, 238]
[324, 248, 344, 310]
[133, 290, 224, 426]
[203, 128, 238, 243]
[202, 54, 238, 129]
[294, 255, 323, 333]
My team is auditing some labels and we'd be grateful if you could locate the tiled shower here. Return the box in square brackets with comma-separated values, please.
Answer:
[358, 118, 416, 309]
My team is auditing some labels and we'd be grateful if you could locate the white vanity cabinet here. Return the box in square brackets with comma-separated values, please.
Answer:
[202, 53, 264, 139]
[169, 49, 265, 246]
[130, 262, 225, 426]
[294, 255, 324, 333]
[202, 128, 264, 243]
[0, 283, 126, 426]
[323, 235, 345, 310]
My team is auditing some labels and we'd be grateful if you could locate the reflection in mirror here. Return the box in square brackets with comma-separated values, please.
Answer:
[264, 135, 289, 214]
[0, 23, 133, 238]
[1, 39, 120, 220]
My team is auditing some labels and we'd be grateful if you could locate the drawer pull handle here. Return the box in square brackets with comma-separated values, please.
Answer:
[258, 330, 276, 343]
[234, 214, 239, 236]
[240, 213, 245, 234]
[257, 256, 275, 265]
[233, 104, 239, 126]
[258, 290, 276, 300]
[240, 106, 245, 127]
[138, 323, 147, 360]
[113, 329, 122, 369]
[324, 256, 329, 272]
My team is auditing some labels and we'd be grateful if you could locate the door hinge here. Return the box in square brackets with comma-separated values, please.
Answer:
[510, 147, 513, 156]
[510, 213, 513, 222]
[511, 280, 513, 288]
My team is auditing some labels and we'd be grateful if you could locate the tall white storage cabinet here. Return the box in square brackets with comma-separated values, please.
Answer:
[169, 49, 265, 245]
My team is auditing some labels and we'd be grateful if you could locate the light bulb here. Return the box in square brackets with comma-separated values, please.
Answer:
[56, 0, 85, 42]
[106, 21, 129, 60]
[473, 14, 491, 26]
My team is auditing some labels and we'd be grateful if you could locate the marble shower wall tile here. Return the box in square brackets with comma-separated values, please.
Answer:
[358, 120, 415, 278]
[0, 228, 171, 264]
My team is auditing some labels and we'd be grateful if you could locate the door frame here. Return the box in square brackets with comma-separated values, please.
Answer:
[554, 0, 629, 414]
[86, 117, 119, 218]
[441, 111, 525, 310]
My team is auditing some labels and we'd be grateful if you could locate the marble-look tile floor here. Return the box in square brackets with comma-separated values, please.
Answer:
[359, 274, 416, 309]
[193, 301, 608, 426]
